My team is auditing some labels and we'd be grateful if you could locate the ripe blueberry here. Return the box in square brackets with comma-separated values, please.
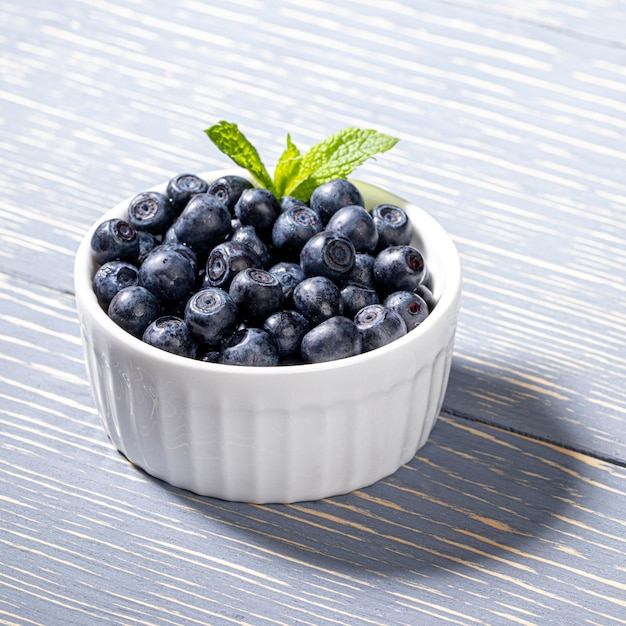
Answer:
[230, 225, 272, 268]
[373, 245, 426, 295]
[355, 304, 407, 352]
[184, 287, 238, 346]
[263, 310, 310, 358]
[234, 188, 280, 235]
[340, 283, 379, 320]
[280, 195, 309, 212]
[309, 179, 364, 224]
[139, 245, 197, 304]
[300, 230, 356, 281]
[301, 316, 362, 363]
[292, 276, 343, 325]
[219, 327, 279, 366]
[108, 286, 160, 338]
[91, 173, 437, 365]
[207, 175, 253, 212]
[229, 268, 284, 321]
[93, 260, 139, 309]
[90, 218, 139, 265]
[206, 240, 262, 289]
[384, 291, 429, 330]
[272, 206, 323, 259]
[372, 204, 413, 249]
[268, 262, 305, 301]
[172, 193, 232, 253]
[137, 230, 159, 263]
[326, 204, 378, 253]
[414, 283, 436, 311]
[167, 173, 209, 213]
[127, 191, 176, 235]
[345, 253, 376, 289]
[142, 316, 197, 358]
[158, 243, 198, 274]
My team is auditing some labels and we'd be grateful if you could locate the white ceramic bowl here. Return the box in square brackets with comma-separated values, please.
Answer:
[74, 169, 462, 503]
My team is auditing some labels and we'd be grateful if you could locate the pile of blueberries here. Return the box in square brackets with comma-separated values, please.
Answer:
[90, 174, 436, 365]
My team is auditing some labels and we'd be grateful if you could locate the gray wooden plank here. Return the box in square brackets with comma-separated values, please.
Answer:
[1, 274, 626, 625]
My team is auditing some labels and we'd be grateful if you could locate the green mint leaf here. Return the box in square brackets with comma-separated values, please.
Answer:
[205, 121, 399, 202]
[285, 176, 321, 204]
[272, 134, 301, 198]
[204, 121, 275, 193]
[283, 127, 399, 201]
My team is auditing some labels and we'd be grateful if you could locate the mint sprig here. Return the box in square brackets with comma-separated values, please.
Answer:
[204, 121, 399, 203]
[204, 121, 276, 195]
[273, 133, 301, 198]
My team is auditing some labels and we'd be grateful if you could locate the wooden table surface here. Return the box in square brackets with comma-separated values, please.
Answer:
[2, 1, 626, 624]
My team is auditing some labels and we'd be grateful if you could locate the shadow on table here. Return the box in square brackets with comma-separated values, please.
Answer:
[163, 360, 580, 578]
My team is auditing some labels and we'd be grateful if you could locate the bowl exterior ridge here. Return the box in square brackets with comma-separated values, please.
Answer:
[74, 169, 462, 503]
[78, 315, 457, 502]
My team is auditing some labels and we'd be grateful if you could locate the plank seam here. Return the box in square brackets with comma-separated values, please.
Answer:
[440, 406, 626, 469]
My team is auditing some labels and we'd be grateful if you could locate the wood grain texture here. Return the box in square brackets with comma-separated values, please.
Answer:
[1, 0, 626, 624]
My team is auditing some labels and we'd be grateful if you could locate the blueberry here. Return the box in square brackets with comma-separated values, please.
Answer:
[172, 193, 232, 253]
[280, 195, 309, 212]
[184, 287, 238, 346]
[207, 175, 253, 212]
[300, 230, 356, 281]
[384, 291, 429, 330]
[158, 242, 198, 274]
[139, 245, 197, 304]
[340, 283, 379, 319]
[162, 224, 180, 245]
[263, 310, 310, 358]
[234, 188, 280, 235]
[354, 304, 407, 352]
[373, 245, 426, 295]
[371, 204, 413, 249]
[268, 261, 305, 301]
[205, 240, 262, 289]
[108, 285, 160, 338]
[292, 276, 343, 325]
[344, 253, 376, 289]
[414, 283, 436, 311]
[229, 268, 284, 322]
[301, 316, 362, 363]
[272, 206, 323, 260]
[326, 205, 378, 253]
[230, 225, 272, 268]
[421, 265, 433, 291]
[167, 173, 209, 213]
[309, 179, 364, 224]
[196, 347, 221, 363]
[127, 191, 176, 235]
[90, 218, 139, 265]
[137, 230, 159, 263]
[142, 315, 197, 358]
[219, 327, 279, 367]
[93, 260, 139, 309]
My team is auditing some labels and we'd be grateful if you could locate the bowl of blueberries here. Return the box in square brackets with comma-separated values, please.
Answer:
[74, 166, 462, 503]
